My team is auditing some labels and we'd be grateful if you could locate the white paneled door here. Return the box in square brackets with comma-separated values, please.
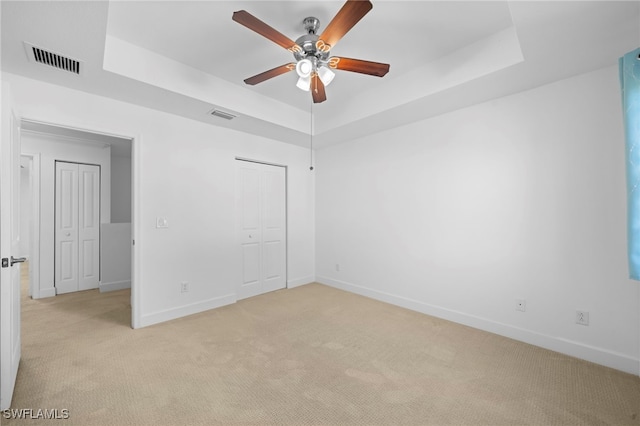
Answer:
[55, 162, 100, 294]
[0, 84, 22, 410]
[237, 160, 286, 300]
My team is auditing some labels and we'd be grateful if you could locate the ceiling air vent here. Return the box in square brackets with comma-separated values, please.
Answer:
[209, 109, 236, 120]
[24, 42, 83, 75]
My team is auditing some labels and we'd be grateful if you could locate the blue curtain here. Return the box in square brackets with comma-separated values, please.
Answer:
[620, 48, 640, 280]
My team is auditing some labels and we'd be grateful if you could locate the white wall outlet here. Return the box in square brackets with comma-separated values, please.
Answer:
[156, 217, 169, 228]
[180, 282, 189, 293]
[516, 299, 526, 312]
[576, 310, 589, 326]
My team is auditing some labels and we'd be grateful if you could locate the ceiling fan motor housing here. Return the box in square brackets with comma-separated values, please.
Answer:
[294, 17, 330, 63]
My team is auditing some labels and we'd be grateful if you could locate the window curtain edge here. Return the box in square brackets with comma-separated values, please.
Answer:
[620, 48, 640, 281]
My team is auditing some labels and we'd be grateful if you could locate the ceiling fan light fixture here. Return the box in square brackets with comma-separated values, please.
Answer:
[233, 1, 388, 103]
[296, 76, 311, 91]
[296, 58, 313, 78]
[318, 65, 335, 86]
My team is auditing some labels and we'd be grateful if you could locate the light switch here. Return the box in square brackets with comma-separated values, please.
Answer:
[156, 217, 169, 228]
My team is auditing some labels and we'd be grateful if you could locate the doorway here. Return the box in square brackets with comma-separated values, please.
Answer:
[19, 120, 136, 325]
[236, 159, 287, 300]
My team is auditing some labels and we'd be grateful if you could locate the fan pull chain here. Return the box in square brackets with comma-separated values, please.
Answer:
[309, 99, 314, 171]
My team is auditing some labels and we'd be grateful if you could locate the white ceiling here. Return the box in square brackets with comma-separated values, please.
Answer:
[2, 1, 639, 149]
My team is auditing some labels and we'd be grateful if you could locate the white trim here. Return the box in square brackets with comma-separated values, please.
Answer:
[287, 276, 314, 289]
[235, 157, 287, 169]
[131, 133, 141, 329]
[20, 152, 40, 299]
[317, 276, 640, 376]
[138, 294, 236, 328]
[99, 280, 131, 293]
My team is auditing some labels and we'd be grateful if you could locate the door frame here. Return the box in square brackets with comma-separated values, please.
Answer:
[235, 157, 289, 298]
[20, 152, 40, 298]
[19, 118, 140, 329]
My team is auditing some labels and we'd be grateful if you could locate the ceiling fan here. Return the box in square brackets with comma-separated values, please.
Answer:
[232, 0, 390, 103]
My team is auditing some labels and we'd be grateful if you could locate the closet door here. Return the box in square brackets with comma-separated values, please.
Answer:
[55, 162, 79, 294]
[55, 162, 100, 294]
[78, 164, 100, 291]
[260, 166, 286, 293]
[237, 161, 286, 300]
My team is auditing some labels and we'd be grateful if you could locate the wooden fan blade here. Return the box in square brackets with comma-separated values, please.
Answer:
[328, 57, 389, 77]
[244, 63, 296, 85]
[233, 10, 301, 53]
[318, 0, 372, 50]
[311, 73, 327, 103]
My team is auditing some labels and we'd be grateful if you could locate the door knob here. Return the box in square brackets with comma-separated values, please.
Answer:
[65, 232, 71, 237]
[10, 256, 26, 266]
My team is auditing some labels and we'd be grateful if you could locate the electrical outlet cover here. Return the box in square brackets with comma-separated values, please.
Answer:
[576, 310, 589, 326]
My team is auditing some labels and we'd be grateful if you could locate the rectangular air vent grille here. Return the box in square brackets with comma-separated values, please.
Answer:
[24, 42, 82, 75]
[209, 109, 236, 120]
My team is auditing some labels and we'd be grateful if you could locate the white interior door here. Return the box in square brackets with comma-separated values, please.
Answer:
[237, 161, 286, 300]
[55, 162, 79, 294]
[78, 165, 100, 291]
[55, 162, 100, 294]
[261, 167, 287, 293]
[0, 83, 22, 410]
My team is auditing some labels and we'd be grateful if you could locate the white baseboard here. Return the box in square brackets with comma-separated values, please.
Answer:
[317, 276, 640, 376]
[138, 293, 236, 328]
[100, 280, 131, 293]
[287, 275, 315, 289]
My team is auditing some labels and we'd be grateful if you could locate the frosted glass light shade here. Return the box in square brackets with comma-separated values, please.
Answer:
[318, 66, 335, 86]
[296, 59, 313, 78]
[296, 76, 311, 91]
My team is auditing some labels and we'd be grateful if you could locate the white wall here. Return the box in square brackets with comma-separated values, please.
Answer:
[316, 65, 640, 375]
[4, 72, 315, 328]
[111, 154, 131, 223]
[21, 131, 111, 298]
[101, 222, 131, 292]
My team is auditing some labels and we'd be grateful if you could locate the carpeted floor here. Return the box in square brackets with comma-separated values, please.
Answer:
[5, 274, 640, 425]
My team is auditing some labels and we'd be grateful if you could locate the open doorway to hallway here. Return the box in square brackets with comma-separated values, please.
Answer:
[19, 120, 134, 322]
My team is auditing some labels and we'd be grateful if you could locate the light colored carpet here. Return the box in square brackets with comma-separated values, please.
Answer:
[5, 276, 640, 425]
